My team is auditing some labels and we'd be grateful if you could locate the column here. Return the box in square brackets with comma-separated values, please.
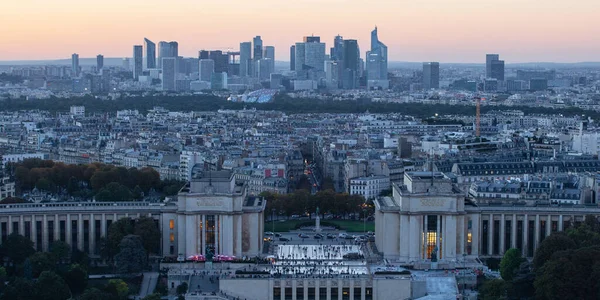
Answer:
[236, 215, 242, 257]
[436, 215, 441, 259]
[423, 215, 428, 260]
[546, 215, 552, 236]
[558, 215, 564, 231]
[499, 214, 505, 255]
[511, 214, 517, 249]
[78, 214, 84, 250]
[471, 214, 480, 256]
[90, 214, 95, 255]
[522, 214, 528, 257]
[66, 214, 72, 246]
[177, 214, 186, 256]
[7, 216, 12, 234]
[409, 216, 420, 261]
[54, 214, 60, 242]
[349, 280, 354, 300]
[19, 215, 24, 236]
[488, 214, 494, 256]
[101, 214, 106, 237]
[534, 215, 540, 250]
[457, 215, 465, 257]
[399, 214, 410, 261]
[201, 215, 206, 255]
[42, 214, 48, 251]
[31, 215, 37, 249]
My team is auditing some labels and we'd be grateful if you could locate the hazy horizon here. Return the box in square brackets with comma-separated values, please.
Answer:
[2, 0, 600, 63]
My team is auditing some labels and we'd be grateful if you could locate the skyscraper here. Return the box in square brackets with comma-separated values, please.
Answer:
[239, 42, 252, 77]
[294, 43, 306, 76]
[199, 50, 209, 60]
[342, 39, 359, 89]
[490, 59, 505, 81]
[331, 35, 344, 61]
[253, 36, 263, 61]
[303, 36, 321, 43]
[144, 38, 156, 69]
[209, 51, 229, 74]
[133, 45, 143, 80]
[199, 59, 215, 82]
[486, 54, 503, 79]
[96, 54, 104, 71]
[304, 41, 326, 72]
[257, 58, 272, 81]
[71, 53, 79, 77]
[263, 46, 275, 74]
[290, 45, 296, 71]
[161, 57, 176, 91]
[158, 41, 178, 68]
[422, 62, 440, 90]
[367, 27, 388, 80]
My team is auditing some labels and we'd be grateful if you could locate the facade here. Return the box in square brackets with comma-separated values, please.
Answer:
[375, 172, 600, 268]
[0, 169, 264, 258]
[253, 36, 263, 61]
[294, 43, 306, 76]
[161, 57, 176, 91]
[367, 27, 387, 81]
[0, 159, 15, 199]
[96, 55, 104, 71]
[158, 41, 178, 69]
[71, 53, 79, 78]
[350, 175, 390, 200]
[144, 38, 156, 69]
[289, 45, 295, 71]
[264, 46, 275, 74]
[240, 42, 252, 77]
[486, 54, 504, 81]
[133, 45, 143, 81]
[422, 62, 440, 90]
[199, 59, 215, 82]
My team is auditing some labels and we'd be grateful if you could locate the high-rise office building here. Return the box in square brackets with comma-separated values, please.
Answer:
[422, 62, 440, 90]
[122, 58, 130, 71]
[133, 45, 143, 80]
[253, 36, 263, 60]
[71, 53, 80, 77]
[490, 59, 505, 81]
[294, 43, 306, 75]
[264, 46, 275, 74]
[342, 39, 359, 89]
[304, 41, 326, 72]
[209, 51, 229, 74]
[325, 60, 340, 89]
[257, 58, 272, 81]
[96, 55, 104, 71]
[161, 57, 176, 91]
[331, 35, 344, 61]
[158, 41, 178, 68]
[366, 27, 388, 80]
[199, 50, 209, 60]
[239, 42, 252, 77]
[199, 59, 215, 82]
[290, 45, 296, 71]
[304, 36, 320, 43]
[144, 38, 156, 69]
[485, 54, 505, 81]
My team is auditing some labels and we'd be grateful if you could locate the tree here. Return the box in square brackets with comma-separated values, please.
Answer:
[499, 248, 523, 281]
[0, 278, 36, 300]
[1, 233, 35, 264]
[71, 248, 89, 269]
[142, 293, 162, 300]
[114, 235, 147, 274]
[134, 216, 161, 256]
[0, 266, 6, 291]
[64, 264, 88, 295]
[508, 261, 535, 300]
[105, 279, 129, 300]
[176, 282, 188, 295]
[533, 232, 576, 269]
[28, 252, 55, 278]
[80, 288, 111, 300]
[35, 271, 71, 300]
[49, 240, 71, 264]
[479, 279, 507, 300]
[106, 218, 134, 260]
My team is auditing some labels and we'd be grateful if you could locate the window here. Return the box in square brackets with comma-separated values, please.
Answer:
[170, 233, 175, 242]
[169, 219, 175, 230]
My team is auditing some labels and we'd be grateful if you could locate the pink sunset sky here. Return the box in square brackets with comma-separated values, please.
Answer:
[1, 0, 599, 62]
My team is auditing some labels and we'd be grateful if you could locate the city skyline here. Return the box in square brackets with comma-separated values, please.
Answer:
[2, 0, 600, 63]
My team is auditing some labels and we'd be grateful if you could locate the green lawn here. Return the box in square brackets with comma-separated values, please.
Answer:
[267, 219, 374, 233]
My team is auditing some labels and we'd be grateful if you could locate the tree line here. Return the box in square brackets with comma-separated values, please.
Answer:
[1, 92, 598, 120]
[7, 159, 184, 202]
[261, 189, 371, 219]
[481, 216, 600, 299]
[0, 216, 160, 300]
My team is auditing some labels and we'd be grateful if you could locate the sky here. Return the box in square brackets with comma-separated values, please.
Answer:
[1, 0, 599, 63]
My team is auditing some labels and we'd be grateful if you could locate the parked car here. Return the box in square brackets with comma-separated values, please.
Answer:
[314, 233, 323, 239]
[279, 237, 290, 242]
[338, 233, 348, 238]
[275, 233, 282, 237]
[265, 231, 274, 236]
[299, 233, 309, 239]
[326, 233, 336, 239]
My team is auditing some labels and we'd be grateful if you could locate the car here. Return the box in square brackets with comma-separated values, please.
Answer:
[314, 233, 323, 239]
[299, 234, 309, 239]
[275, 233, 281, 237]
[338, 233, 348, 238]
[345, 235, 354, 239]
[263, 237, 272, 242]
[279, 237, 290, 242]
[265, 231, 274, 236]
[326, 233, 336, 239]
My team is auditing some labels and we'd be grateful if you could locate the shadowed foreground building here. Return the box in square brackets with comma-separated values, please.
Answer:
[0, 169, 264, 259]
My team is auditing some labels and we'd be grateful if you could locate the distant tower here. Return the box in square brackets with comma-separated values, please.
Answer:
[199, 59, 215, 82]
[161, 57, 176, 91]
[264, 46, 275, 73]
[290, 45, 296, 71]
[486, 54, 504, 80]
[253, 36, 263, 61]
[133, 45, 143, 80]
[71, 53, 80, 77]
[239, 42, 252, 77]
[144, 38, 156, 69]
[422, 62, 440, 90]
[96, 54, 104, 71]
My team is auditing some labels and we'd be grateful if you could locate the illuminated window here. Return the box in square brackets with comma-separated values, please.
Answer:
[170, 233, 175, 242]
[467, 232, 472, 243]
[169, 219, 174, 230]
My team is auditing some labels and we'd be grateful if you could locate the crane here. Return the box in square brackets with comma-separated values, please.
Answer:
[475, 96, 485, 137]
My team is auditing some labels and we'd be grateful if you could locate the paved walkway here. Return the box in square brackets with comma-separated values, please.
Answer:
[138, 272, 159, 298]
